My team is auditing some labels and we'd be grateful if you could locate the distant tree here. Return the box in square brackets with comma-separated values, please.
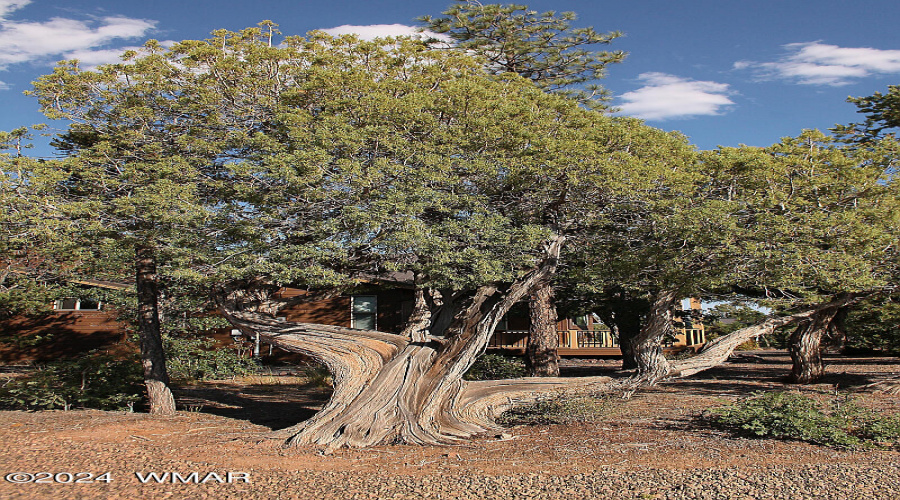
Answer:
[420, 1, 625, 109]
[0, 127, 62, 320]
[703, 302, 768, 342]
[834, 84, 900, 142]
[842, 295, 900, 354]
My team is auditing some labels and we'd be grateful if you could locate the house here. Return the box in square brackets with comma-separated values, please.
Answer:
[1, 272, 705, 362]
[0, 278, 131, 363]
[277, 287, 706, 356]
[488, 297, 706, 355]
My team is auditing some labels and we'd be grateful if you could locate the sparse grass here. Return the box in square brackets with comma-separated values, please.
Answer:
[237, 365, 333, 389]
[464, 353, 526, 381]
[498, 393, 620, 426]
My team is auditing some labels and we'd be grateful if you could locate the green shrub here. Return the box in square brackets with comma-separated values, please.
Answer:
[498, 394, 618, 426]
[706, 390, 900, 449]
[0, 353, 144, 411]
[163, 335, 258, 382]
[464, 353, 526, 381]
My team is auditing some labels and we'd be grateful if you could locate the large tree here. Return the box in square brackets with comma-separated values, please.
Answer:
[24, 41, 243, 414]
[695, 131, 900, 383]
[131, 28, 692, 449]
[420, 1, 625, 109]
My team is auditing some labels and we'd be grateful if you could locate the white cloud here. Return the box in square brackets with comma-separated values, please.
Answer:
[321, 24, 451, 42]
[0, 79, 8, 90]
[617, 72, 735, 121]
[0, 0, 29, 19]
[0, 4, 156, 71]
[735, 42, 900, 86]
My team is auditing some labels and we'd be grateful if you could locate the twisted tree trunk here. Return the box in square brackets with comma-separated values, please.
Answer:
[221, 236, 575, 450]
[630, 290, 677, 384]
[789, 298, 848, 384]
[525, 279, 559, 377]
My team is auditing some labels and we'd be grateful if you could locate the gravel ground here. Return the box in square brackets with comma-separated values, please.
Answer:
[2, 351, 899, 499]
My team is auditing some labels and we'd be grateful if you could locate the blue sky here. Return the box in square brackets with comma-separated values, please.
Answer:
[1, 0, 899, 155]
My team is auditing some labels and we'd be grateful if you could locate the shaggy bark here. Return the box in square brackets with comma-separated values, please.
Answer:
[789, 299, 847, 384]
[630, 290, 677, 384]
[221, 236, 570, 450]
[525, 279, 560, 377]
[135, 244, 176, 415]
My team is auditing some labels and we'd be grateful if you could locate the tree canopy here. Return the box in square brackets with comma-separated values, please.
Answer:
[6, 15, 900, 447]
[420, 1, 625, 109]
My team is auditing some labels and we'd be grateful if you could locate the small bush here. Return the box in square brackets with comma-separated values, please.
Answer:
[300, 366, 333, 388]
[164, 335, 258, 382]
[464, 353, 527, 381]
[705, 390, 900, 449]
[498, 394, 618, 426]
[0, 353, 144, 411]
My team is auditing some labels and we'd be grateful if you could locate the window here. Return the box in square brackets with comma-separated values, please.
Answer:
[351, 295, 377, 330]
[54, 298, 102, 311]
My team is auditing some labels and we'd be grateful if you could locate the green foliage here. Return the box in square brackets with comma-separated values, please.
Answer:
[0, 353, 144, 411]
[833, 84, 900, 142]
[421, 2, 625, 108]
[299, 365, 333, 388]
[163, 335, 258, 382]
[706, 391, 900, 449]
[464, 353, 526, 380]
[843, 295, 900, 353]
[703, 301, 775, 347]
[497, 394, 617, 426]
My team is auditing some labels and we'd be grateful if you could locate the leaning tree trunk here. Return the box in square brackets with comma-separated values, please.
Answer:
[630, 290, 677, 384]
[135, 244, 176, 415]
[222, 236, 572, 451]
[670, 294, 864, 380]
[525, 279, 560, 377]
[789, 298, 846, 384]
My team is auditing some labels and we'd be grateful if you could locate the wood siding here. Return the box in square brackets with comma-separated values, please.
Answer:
[0, 310, 129, 363]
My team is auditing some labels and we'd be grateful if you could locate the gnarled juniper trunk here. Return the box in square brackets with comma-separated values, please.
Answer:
[630, 290, 677, 384]
[525, 279, 560, 377]
[789, 299, 847, 384]
[221, 237, 571, 450]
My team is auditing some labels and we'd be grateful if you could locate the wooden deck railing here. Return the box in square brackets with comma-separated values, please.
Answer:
[489, 327, 706, 352]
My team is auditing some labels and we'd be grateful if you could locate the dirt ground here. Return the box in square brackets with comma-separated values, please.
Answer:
[1, 350, 899, 499]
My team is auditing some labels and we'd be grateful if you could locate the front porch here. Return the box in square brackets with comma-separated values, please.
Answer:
[488, 327, 707, 356]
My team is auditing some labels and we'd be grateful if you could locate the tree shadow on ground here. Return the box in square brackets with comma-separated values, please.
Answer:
[174, 383, 331, 430]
